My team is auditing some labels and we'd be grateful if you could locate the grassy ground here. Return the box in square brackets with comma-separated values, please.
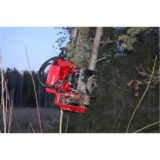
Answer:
[65, 105, 160, 133]
[0, 107, 60, 133]
[0, 106, 159, 133]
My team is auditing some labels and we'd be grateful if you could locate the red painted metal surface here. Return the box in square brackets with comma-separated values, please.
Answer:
[60, 105, 86, 113]
[45, 58, 86, 113]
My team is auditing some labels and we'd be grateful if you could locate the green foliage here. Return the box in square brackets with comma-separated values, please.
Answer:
[66, 27, 93, 67]
[118, 27, 152, 51]
[60, 27, 159, 133]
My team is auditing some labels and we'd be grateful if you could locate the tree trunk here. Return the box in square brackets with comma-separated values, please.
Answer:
[87, 27, 103, 92]
[78, 27, 103, 105]
[71, 27, 103, 106]
[70, 27, 78, 43]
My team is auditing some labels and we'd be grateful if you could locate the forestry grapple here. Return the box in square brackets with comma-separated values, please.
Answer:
[38, 48, 96, 113]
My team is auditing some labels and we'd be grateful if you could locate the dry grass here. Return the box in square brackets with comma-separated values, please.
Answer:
[65, 114, 69, 133]
[126, 55, 158, 133]
[0, 45, 60, 133]
[25, 46, 43, 133]
[0, 48, 13, 133]
[134, 120, 160, 133]
[59, 110, 63, 133]
[0, 107, 59, 133]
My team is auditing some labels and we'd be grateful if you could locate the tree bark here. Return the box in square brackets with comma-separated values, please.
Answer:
[87, 27, 103, 92]
[78, 27, 103, 105]
[70, 27, 78, 43]
[72, 27, 103, 106]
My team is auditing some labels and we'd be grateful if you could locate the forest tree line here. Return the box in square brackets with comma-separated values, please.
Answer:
[1, 68, 54, 108]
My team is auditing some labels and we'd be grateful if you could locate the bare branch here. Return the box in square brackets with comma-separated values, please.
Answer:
[97, 57, 107, 63]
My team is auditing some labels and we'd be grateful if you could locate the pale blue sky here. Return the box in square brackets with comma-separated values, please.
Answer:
[0, 27, 69, 71]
